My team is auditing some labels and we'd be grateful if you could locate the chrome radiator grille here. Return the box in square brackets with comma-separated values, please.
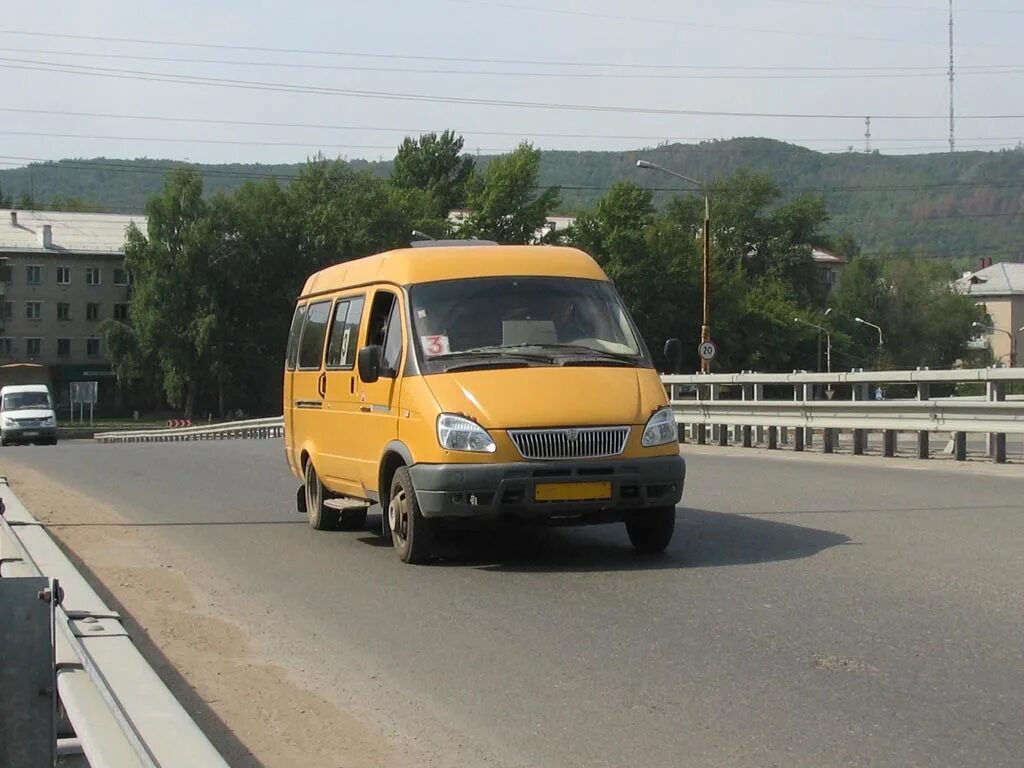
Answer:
[508, 426, 630, 460]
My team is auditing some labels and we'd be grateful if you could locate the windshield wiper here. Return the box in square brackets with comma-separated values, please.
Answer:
[429, 346, 557, 363]
[503, 343, 640, 363]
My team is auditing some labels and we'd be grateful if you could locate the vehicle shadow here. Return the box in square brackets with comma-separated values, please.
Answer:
[396, 507, 853, 573]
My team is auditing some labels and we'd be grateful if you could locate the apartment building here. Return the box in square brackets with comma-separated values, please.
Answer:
[0, 208, 146, 408]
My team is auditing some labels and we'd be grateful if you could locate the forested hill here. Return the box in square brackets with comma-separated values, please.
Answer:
[2, 138, 1023, 261]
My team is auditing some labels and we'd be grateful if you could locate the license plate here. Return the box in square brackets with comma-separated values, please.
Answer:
[22, 431, 39, 437]
[534, 481, 613, 502]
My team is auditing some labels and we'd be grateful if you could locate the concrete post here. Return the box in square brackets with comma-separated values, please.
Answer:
[852, 384, 867, 456]
[988, 381, 1007, 464]
[883, 430, 897, 457]
[753, 384, 765, 445]
[767, 426, 778, 450]
[953, 432, 967, 461]
[799, 383, 813, 447]
[823, 427, 835, 454]
[710, 384, 721, 444]
[917, 382, 931, 460]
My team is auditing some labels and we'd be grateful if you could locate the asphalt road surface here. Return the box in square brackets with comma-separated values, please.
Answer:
[3, 441, 1022, 768]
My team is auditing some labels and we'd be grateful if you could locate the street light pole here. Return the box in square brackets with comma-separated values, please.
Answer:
[637, 159, 712, 373]
[974, 322, 1017, 367]
[794, 317, 832, 373]
[855, 316, 884, 368]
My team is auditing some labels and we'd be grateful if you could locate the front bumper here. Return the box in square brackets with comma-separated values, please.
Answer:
[409, 454, 685, 519]
[2, 426, 57, 444]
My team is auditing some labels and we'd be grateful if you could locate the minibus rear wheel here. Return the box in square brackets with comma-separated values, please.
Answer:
[304, 458, 340, 531]
[625, 507, 676, 553]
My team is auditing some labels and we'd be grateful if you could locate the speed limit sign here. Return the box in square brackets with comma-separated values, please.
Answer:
[698, 340, 718, 361]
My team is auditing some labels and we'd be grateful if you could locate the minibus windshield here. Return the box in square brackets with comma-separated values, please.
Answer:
[409, 276, 649, 372]
[2, 391, 52, 411]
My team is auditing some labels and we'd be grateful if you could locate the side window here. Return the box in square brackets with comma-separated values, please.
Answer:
[297, 301, 331, 370]
[365, 291, 402, 378]
[285, 304, 306, 371]
[382, 300, 404, 376]
[326, 295, 365, 369]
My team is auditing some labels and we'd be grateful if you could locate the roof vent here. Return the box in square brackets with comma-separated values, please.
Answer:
[409, 239, 499, 248]
[39, 224, 52, 249]
[9, 211, 16, 226]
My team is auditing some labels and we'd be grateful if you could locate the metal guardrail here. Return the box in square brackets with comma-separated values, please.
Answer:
[0, 478, 230, 768]
[95, 417, 284, 444]
[663, 367, 1024, 463]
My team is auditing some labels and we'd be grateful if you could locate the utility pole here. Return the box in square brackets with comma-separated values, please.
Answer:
[949, 0, 955, 153]
[864, 117, 871, 154]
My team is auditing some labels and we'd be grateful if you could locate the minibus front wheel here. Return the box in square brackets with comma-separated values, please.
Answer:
[625, 507, 676, 554]
[389, 467, 435, 564]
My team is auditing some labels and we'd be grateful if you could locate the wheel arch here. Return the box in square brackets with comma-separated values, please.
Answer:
[378, 440, 413, 511]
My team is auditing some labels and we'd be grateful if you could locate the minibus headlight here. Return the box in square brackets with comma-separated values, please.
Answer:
[42, 415, 56, 427]
[641, 407, 678, 447]
[437, 414, 497, 453]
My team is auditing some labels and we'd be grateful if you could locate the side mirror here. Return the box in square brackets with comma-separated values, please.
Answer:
[358, 345, 382, 384]
[663, 338, 683, 374]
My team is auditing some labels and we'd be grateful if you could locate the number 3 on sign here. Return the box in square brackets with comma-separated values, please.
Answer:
[421, 334, 451, 356]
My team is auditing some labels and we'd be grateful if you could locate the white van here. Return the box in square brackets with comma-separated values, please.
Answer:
[0, 384, 58, 446]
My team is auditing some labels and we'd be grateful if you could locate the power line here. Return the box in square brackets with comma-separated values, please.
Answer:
[3, 57, 1024, 121]
[2, 107, 1020, 147]
[448, 0, 991, 48]
[5, 128, 1019, 156]
[6, 46, 1017, 80]
[0, 28, 1015, 71]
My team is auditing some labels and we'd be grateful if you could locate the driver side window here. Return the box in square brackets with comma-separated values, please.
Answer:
[365, 291, 403, 378]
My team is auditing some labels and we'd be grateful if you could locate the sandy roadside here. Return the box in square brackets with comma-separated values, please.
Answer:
[2, 461, 415, 768]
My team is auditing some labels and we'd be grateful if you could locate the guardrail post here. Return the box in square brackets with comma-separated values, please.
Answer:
[954, 431, 967, 461]
[710, 384, 721, 444]
[883, 430, 897, 457]
[823, 428, 835, 454]
[696, 422, 707, 445]
[0, 576, 55, 768]
[741, 380, 754, 447]
[852, 384, 867, 456]
[717, 421, 729, 446]
[988, 381, 1007, 464]
[917, 382, 930, 459]
[753, 384, 765, 445]
[767, 426, 778, 450]
[799, 383, 813, 447]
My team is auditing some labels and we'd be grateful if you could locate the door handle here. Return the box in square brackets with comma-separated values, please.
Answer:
[317, 372, 327, 398]
[359, 405, 371, 413]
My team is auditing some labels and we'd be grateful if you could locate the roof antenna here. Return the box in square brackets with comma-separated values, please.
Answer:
[411, 230, 435, 241]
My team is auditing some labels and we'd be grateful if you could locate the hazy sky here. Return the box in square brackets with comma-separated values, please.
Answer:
[3, 0, 1023, 168]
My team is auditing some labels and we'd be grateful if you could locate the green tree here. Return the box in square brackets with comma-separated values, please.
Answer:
[207, 178, 303, 415]
[392, 131, 475, 217]
[0, 185, 11, 208]
[460, 142, 560, 244]
[832, 256, 982, 369]
[287, 157, 440, 267]
[49, 195, 106, 212]
[16, 192, 39, 210]
[109, 170, 220, 417]
[572, 183, 698, 368]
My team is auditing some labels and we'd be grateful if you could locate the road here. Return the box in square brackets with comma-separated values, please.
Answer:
[2, 441, 1022, 767]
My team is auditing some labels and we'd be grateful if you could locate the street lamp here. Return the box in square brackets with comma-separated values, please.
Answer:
[793, 317, 832, 373]
[637, 159, 712, 373]
[973, 322, 1016, 367]
[854, 316, 884, 368]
